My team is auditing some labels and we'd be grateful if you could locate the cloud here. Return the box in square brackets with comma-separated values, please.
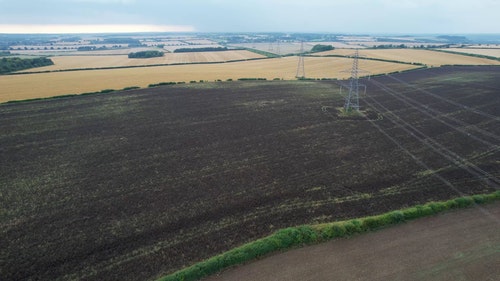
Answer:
[1, 0, 498, 33]
[69, 0, 135, 3]
[0, 24, 195, 34]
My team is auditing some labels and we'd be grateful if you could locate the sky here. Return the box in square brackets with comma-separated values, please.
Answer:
[0, 0, 498, 34]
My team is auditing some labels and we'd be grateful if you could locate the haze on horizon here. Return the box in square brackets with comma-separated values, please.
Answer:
[0, 0, 498, 34]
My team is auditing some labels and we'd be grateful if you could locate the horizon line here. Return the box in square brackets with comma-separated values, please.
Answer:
[0, 24, 196, 34]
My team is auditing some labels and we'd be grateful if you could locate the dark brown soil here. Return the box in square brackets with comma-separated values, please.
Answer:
[0, 66, 499, 281]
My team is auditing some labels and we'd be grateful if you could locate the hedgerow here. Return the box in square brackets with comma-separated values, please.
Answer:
[158, 191, 500, 281]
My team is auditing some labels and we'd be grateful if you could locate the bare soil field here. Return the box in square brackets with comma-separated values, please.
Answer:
[0, 56, 418, 102]
[316, 48, 500, 66]
[17, 50, 266, 72]
[1, 66, 499, 281]
[205, 202, 500, 281]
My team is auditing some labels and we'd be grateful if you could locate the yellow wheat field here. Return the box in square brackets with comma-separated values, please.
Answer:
[438, 48, 500, 58]
[1, 56, 419, 102]
[316, 49, 500, 66]
[18, 50, 267, 72]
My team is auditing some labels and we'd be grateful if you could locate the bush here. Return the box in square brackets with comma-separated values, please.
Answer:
[455, 196, 474, 208]
[472, 194, 485, 204]
[387, 210, 405, 224]
[362, 215, 385, 229]
[343, 220, 364, 235]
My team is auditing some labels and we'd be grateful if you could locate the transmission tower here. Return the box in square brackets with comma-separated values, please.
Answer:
[342, 49, 367, 112]
[268, 40, 274, 51]
[296, 41, 305, 78]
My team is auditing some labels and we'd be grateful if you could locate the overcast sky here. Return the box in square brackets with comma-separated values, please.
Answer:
[0, 0, 498, 34]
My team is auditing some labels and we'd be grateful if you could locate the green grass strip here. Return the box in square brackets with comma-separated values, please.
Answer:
[158, 191, 500, 281]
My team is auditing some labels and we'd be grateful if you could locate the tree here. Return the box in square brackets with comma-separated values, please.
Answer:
[128, 50, 164, 58]
[310, 44, 334, 53]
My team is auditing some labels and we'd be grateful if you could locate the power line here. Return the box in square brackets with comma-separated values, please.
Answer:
[296, 41, 305, 79]
[387, 75, 500, 122]
[364, 91, 500, 189]
[369, 79, 500, 148]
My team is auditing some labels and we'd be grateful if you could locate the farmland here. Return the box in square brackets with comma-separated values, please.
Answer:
[0, 56, 419, 102]
[16, 50, 266, 72]
[1, 66, 499, 281]
[438, 48, 500, 58]
[315, 48, 500, 66]
[3, 33, 500, 104]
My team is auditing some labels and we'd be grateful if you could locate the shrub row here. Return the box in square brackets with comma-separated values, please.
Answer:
[158, 191, 500, 281]
[174, 47, 228, 53]
[148, 82, 178, 88]
[237, 78, 267, 81]
[128, 50, 164, 59]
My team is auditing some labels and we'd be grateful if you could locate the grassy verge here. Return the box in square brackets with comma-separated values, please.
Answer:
[158, 191, 500, 281]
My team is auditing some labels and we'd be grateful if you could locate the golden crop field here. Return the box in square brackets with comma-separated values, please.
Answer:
[1, 56, 419, 102]
[18, 50, 267, 72]
[316, 48, 500, 66]
[439, 48, 500, 58]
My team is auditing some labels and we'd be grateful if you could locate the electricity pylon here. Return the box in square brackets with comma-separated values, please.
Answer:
[341, 49, 368, 112]
[296, 41, 305, 78]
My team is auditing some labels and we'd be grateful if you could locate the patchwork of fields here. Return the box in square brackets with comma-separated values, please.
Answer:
[438, 48, 500, 58]
[0, 56, 419, 102]
[315, 48, 500, 66]
[1, 66, 499, 281]
[17, 50, 266, 72]
[2, 46, 500, 103]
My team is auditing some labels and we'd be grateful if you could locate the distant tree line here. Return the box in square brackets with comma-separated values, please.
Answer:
[310, 44, 334, 53]
[128, 50, 164, 58]
[0, 57, 53, 74]
[77, 46, 98, 51]
[174, 47, 228, 53]
[372, 44, 409, 49]
[371, 44, 446, 49]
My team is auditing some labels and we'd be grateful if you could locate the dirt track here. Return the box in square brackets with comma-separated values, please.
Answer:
[205, 202, 500, 281]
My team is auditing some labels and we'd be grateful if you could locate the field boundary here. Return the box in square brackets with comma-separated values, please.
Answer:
[431, 49, 500, 61]
[4, 56, 271, 76]
[0, 66, 425, 105]
[157, 191, 500, 281]
[307, 53, 425, 66]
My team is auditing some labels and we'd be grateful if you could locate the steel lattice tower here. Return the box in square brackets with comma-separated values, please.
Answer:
[296, 41, 305, 78]
[344, 49, 361, 112]
[268, 40, 274, 51]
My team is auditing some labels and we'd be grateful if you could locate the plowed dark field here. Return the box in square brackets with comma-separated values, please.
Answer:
[1, 66, 499, 281]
